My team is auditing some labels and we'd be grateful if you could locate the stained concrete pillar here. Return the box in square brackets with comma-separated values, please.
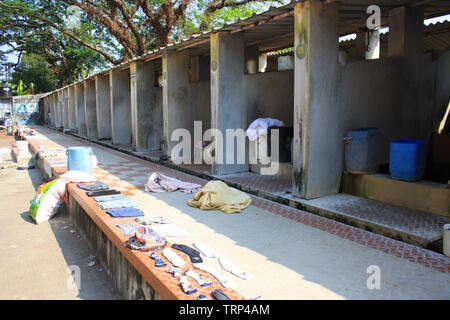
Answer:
[75, 83, 87, 137]
[57, 90, 63, 128]
[50, 94, 56, 127]
[84, 80, 98, 139]
[110, 68, 132, 144]
[63, 88, 70, 130]
[130, 61, 161, 152]
[210, 32, 248, 174]
[292, 0, 340, 199]
[69, 85, 77, 131]
[388, 6, 424, 58]
[95, 74, 112, 140]
[162, 50, 192, 157]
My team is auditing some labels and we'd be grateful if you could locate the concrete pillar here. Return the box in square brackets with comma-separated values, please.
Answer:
[50, 94, 56, 127]
[75, 83, 87, 137]
[95, 74, 112, 140]
[162, 50, 192, 157]
[388, 6, 424, 58]
[130, 61, 161, 152]
[63, 88, 70, 130]
[84, 80, 98, 139]
[69, 86, 77, 131]
[210, 32, 248, 174]
[57, 90, 63, 128]
[292, 0, 340, 199]
[110, 68, 132, 144]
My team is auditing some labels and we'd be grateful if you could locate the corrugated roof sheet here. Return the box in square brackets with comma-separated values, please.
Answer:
[50, 0, 450, 93]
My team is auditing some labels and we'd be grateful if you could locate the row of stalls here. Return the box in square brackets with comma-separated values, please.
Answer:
[42, 0, 450, 200]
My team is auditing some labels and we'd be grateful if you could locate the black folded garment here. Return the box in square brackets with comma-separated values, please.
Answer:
[77, 180, 109, 191]
[85, 189, 121, 197]
[171, 243, 203, 263]
[210, 289, 231, 300]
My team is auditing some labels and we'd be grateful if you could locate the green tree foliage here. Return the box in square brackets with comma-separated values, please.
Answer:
[1, 0, 286, 89]
[10, 53, 57, 94]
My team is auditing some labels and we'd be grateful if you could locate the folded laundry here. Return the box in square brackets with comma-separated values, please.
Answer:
[193, 264, 236, 289]
[150, 253, 167, 267]
[77, 180, 109, 191]
[144, 172, 202, 194]
[97, 198, 138, 210]
[179, 275, 197, 294]
[150, 224, 189, 237]
[86, 189, 121, 197]
[184, 269, 212, 287]
[94, 194, 128, 202]
[166, 266, 182, 278]
[188, 180, 252, 214]
[210, 289, 232, 300]
[219, 256, 254, 280]
[193, 241, 220, 258]
[124, 227, 167, 252]
[171, 244, 203, 263]
[117, 224, 140, 236]
[135, 215, 171, 225]
[106, 207, 144, 217]
[162, 247, 187, 267]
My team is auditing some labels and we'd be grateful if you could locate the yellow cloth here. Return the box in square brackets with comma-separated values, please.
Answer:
[187, 180, 252, 214]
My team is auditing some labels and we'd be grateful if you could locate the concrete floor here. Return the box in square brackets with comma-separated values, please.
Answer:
[29, 126, 450, 300]
[0, 133, 122, 300]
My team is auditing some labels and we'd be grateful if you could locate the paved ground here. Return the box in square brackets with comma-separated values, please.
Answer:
[0, 133, 122, 300]
[25, 126, 450, 300]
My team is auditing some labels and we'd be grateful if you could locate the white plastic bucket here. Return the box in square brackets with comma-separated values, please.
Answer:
[16, 141, 29, 154]
[444, 224, 450, 257]
[247, 59, 257, 74]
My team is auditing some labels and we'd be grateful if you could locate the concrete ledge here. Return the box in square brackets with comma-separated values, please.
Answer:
[68, 192, 161, 300]
[342, 172, 450, 218]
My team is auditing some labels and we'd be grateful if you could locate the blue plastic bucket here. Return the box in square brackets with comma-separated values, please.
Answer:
[389, 139, 426, 181]
[66, 147, 93, 174]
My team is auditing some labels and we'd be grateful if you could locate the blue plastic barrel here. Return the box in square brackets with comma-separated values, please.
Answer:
[344, 127, 382, 174]
[389, 139, 426, 181]
[67, 147, 93, 174]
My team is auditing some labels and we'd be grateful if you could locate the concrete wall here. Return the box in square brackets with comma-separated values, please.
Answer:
[110, 68, 132, 144]
[69, 86, 77, 131]
[163, 51, 211, 159]
[244, 70, 294, 127]
[130, 61, 163, 152]
[95, 74, 112, 140]
[63, 88, 70, 130]
[298, 39, 450, 199]
[84, 80, 98, 139]
[75, 83, 87, 137]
